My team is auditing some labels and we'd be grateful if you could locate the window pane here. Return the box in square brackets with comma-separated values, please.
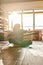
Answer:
[13, 14, 21, 27]
[23, 26, 33, 30]
[35, 27, 43, 29]
[35, 13, 43, 29]
[23, 14, 33, 30]
[8, 12, 21, 30]
[34, 10, 43, 12]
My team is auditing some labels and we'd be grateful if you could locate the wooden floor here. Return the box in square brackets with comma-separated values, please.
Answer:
[0, 41, 43, 65]
[0, 47, 43, 65]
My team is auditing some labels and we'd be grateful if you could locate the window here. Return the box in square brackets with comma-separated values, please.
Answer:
[23, 14, 33, 30]
[8, 11, 21, 30]
[34, 10, 43, 12]
[8, 10, 43, 31]
[35, 13, 43, 29]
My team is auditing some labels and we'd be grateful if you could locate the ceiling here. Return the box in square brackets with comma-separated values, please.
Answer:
[1, 0, 43, 4]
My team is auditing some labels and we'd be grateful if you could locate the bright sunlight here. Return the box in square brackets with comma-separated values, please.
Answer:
[8, 11, 21, 30]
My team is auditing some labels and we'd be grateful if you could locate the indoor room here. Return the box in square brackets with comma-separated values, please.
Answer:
[0, 0, 43, 65]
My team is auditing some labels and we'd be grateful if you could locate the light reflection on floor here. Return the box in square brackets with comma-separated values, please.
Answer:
[0, 59, 3, 65]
